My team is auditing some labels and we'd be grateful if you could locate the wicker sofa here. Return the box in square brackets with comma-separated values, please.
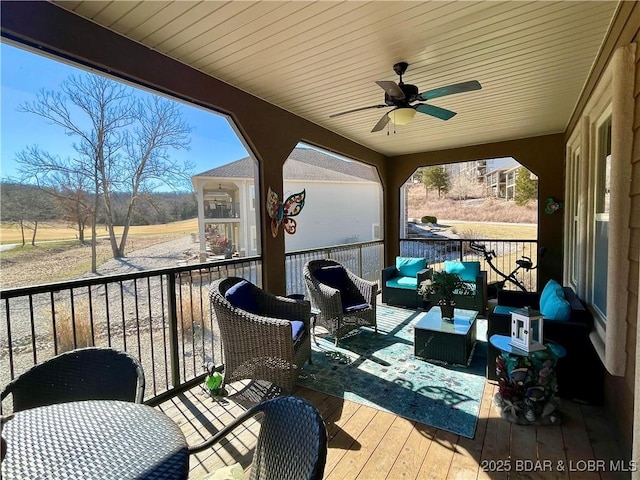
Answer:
[427, 260, 488, 315]
[381, 256, 430, 308]
[487, 280, 604, 405]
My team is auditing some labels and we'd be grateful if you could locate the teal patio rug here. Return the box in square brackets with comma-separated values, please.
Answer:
[297, 304, 487, 438]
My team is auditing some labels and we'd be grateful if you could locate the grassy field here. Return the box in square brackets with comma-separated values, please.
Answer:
[0, 216, 535, 246]
[441, 222, 536, 240]
[0, 218, 198, 244]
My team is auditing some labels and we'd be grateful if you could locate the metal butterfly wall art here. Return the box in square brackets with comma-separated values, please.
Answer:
[266, 187, 306, 238]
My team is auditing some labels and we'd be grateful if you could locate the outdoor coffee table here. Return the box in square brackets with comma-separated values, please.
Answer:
[414, 306, 479, 366]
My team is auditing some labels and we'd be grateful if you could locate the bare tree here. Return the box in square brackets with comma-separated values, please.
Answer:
[52, 171, 94, 243]
[0, 182, 57, 246]
[16, 73, 193, 268]
[447, 173, 485, 200]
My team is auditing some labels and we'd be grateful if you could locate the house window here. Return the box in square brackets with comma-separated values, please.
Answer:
[592, 114, 611, 323]
[566, 145, 581, 288]
[250, 185, 255, 211]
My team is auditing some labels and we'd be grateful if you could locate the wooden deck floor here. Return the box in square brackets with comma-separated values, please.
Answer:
[157, 379, 629, 480]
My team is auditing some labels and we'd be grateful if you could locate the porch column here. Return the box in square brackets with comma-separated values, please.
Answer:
[196, 183, 207, 262]
[238, 181, 248, 256]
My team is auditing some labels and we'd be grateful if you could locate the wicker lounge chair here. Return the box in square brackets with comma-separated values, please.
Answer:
[210, 277, 312, 393]
[189, 396, 327, 480]
[303, 259, 377, 345]
[0, 347, 145, 412]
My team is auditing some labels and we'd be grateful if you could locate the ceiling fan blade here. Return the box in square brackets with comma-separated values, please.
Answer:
[416, 80, 482, 101]
[371, 111, 391, 132]
[415, 103, 457, 121]
[329, 104, 388, 118]
[375, 80, 405, 100]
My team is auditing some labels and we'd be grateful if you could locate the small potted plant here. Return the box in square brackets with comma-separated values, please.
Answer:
[418, 270, 474, 320]
[204, 363, 227, 400]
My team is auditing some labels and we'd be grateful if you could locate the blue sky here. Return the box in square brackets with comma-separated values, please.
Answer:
[1, 42, 249, 190]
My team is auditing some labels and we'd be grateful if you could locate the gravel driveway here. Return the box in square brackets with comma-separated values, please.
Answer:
[91, 235, 200, 276]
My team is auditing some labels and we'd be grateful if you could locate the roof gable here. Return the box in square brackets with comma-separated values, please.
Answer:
[194, 147, 378, 182]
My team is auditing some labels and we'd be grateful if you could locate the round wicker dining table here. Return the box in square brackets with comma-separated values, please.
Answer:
[1, 400, 189, 479]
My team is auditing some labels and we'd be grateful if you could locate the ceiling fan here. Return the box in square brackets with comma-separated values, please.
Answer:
[329, 62, 481, 132]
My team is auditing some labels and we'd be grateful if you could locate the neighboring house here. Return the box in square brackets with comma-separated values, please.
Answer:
[191, 147, 382, 261]
[481, 157, 523, 200]
[446, 157, 532, 200]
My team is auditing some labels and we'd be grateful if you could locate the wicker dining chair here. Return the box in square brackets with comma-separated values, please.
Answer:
[0, 347, 145, 412]
[189, 396, 327, 480]
[304, 259, 378, 345]
[210, 277, 312, 393]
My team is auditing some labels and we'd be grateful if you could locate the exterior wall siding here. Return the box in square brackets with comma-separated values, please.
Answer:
[629, 26, 640, 467]
[283, 180, 381, 251]
[603, 20, 640, 462]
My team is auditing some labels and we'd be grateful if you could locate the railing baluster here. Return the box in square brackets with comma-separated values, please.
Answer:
[28, 295, 36, 365]
[70, 289, 77, 349]
[104, 284, 112, 348]
[146, 276, 156, 395]
[133, 280, 141, 360]
[88, 287, 96, 346]
[166, 272, 181, 389]
[50, 291, 57, 356]
[5, 297, 14, 379]
[119, 281, 126, 351]
[159, 274, 168, 394]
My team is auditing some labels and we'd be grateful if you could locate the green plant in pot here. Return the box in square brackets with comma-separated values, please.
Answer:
[418, 270, 474, 320]
[204, 364, 227, 399]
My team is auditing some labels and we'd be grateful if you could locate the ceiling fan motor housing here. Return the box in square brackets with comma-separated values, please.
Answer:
[384, 83, 419, 106]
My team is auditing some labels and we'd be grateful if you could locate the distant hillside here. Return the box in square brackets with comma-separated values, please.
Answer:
[407, 183, 537, 224]
[0, 182, 197, 226]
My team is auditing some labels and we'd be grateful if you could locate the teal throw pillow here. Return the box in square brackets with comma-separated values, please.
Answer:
[444, 261, 480, 282]
[396, 257, 426, 277]
[539, 280, 563, 309]
[540, 288, 571, 321]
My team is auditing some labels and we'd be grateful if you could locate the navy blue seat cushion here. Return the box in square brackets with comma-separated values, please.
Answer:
[344, 303, 369, 313]
[314, 265, 367, 312]
[224, 280, 260, 314]
[291, 320, 305, 342]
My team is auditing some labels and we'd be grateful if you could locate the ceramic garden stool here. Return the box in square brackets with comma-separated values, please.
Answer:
[489, 334, 566, 425]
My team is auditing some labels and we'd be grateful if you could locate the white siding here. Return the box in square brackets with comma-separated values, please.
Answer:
[283, 180, 382, 251]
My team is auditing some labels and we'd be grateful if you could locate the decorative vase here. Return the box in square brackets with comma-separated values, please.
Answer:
[440, 302, 455, 321]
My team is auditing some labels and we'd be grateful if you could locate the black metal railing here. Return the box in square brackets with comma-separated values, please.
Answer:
[1, 237, 534, 409]
[0, 258, 262, 409]
[400, 238, 539, 291]
[285, 240, 384, 296]
[0, 240, 382, 408]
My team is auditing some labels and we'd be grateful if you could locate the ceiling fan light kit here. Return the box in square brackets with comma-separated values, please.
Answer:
[388, 108, 416, 125]
[330, 62, 482, 132]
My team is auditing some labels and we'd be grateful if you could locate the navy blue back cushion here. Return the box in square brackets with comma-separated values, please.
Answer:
[314, 265, 349, 290]
[225, 280, 260, 314]
[314, 265, 365, 311]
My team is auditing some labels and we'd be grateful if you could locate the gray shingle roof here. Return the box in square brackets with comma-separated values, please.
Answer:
[193, 147, 378, 182]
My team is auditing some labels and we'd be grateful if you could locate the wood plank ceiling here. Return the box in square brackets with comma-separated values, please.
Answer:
[53, 1, 618, 157]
